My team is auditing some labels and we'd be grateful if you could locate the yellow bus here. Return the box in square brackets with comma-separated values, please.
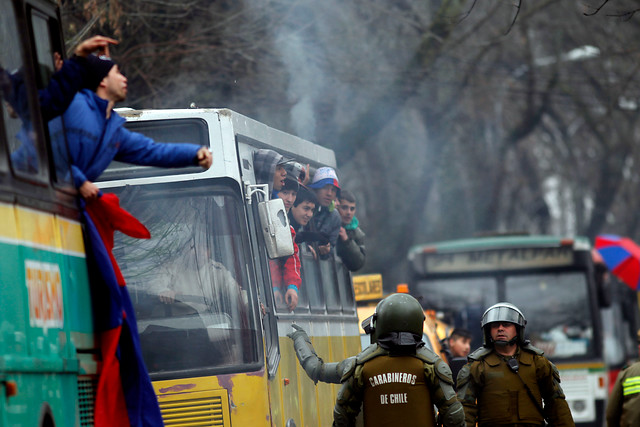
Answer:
[98, 108, 360, 426]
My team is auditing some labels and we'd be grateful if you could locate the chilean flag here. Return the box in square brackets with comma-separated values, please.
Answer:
[82, 193, 164, 427]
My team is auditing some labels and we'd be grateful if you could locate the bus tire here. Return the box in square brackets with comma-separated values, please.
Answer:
[39, 404, 55, 427]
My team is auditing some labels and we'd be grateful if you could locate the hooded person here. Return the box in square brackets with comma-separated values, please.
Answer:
[47, 53, 212, 199]
[253, 148, 289, 197]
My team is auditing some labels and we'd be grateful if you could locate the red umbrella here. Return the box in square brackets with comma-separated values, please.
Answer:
[594, 234, 640, 291]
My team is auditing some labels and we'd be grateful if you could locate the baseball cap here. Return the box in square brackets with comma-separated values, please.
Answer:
[308, 166, 340, 191]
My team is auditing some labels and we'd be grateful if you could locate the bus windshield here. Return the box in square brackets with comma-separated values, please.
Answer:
[414, 271, 595, 360]
[112, 184, 260, 377]
[413, 277, 497, 348]
[505, 272, 594, 359]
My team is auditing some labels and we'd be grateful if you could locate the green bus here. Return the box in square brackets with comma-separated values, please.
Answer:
[408, 234, 609, 427]
[1, 0, 99, 425]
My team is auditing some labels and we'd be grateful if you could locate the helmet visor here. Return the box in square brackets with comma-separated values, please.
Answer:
[482, 306, 525, 327]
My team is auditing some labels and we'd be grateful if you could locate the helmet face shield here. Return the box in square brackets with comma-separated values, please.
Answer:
[481, 302, 527, 346]
[482, 306, 525, 328]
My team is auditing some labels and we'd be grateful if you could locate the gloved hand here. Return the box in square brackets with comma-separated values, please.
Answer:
[287, 323, 311, 344]
[295, 231, 330, 245]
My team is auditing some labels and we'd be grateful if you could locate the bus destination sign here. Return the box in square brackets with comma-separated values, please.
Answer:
[422, 246, 574, 273]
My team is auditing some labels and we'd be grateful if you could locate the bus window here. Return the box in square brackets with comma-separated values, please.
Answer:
[1, 0, 40, 176]
[30, 11, 56, 88]
[294, 279, 310, 312]
[300, 245, 325, 313]
[505, 272, 595, 359]
[113, 184, 260, 376]
[320, 258, 341, 313]
[30, 9, 73, 186]
[100, 119, 208, 181]
[336, 260, 355, 314]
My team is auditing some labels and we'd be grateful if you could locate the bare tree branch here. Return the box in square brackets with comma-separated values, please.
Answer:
[503, 0, 522, 35]
[584, 0, 610, 16]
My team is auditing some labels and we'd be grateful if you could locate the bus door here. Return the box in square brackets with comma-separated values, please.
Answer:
[238, 141, 283, 423]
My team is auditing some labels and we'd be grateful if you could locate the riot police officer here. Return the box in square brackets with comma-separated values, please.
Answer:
[332, 293, 465, 427]
[605, 329, 640, 426]
[456, 302, 575, 426]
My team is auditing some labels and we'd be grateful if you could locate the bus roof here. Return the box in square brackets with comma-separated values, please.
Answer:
[100, 107, 336, 187]
[408, 235, 593, 275]
[409, 234, 591, 255]
[117, 107, 336, 167]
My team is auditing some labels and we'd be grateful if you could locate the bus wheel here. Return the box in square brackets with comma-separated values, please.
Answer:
[39, 404, 55, 427]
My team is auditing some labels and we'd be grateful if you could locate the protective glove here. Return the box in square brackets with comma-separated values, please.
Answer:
[287, 323, 311, 344]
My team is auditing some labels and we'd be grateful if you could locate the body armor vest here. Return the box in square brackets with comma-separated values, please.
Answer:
[360, 355, 435, 427]
[476, 351, 544, 426]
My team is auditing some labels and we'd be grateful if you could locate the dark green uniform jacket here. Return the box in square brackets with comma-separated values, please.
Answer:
[606, 360, 640, 427]
[333, 344, 465, 427]
[457, 345, 574, 426]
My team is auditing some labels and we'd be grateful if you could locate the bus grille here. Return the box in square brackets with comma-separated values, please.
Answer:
[159, 389, 229, 426]
[77, 377, 98, 426]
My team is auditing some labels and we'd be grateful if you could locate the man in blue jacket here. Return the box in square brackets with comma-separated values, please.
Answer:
[50, 55, 212, 199]
[1, 35, 118, 123]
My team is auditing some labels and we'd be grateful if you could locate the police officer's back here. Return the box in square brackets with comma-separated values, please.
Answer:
[332, 293, 465, 427]
[606, 329, 640, 427]
[456, 302, 574, 427]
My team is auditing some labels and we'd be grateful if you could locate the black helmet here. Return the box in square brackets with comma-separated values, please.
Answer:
[481, 302, 526, 346]
[373, 293, 425, 342]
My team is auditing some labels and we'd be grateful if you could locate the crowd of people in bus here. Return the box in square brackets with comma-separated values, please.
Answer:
[2, 34, 365, 316]
[253, 148, 366, 311]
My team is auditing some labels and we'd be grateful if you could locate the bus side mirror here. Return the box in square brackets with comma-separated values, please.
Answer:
[258, 198, 294, 259]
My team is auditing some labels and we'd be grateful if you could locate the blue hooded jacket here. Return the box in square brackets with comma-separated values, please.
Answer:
[50, 89, 202, 188]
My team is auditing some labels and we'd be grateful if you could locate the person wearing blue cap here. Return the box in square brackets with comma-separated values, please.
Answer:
[308, 166, 342, 258]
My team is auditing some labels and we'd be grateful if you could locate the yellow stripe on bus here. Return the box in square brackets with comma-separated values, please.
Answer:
[57, 217, 86, 255]
[0, 203, 18, 240]
[16, 206, 57, 248]
[0, 203, 85, 257]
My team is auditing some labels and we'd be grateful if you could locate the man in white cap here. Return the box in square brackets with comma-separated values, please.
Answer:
[308, 166, 342, 257]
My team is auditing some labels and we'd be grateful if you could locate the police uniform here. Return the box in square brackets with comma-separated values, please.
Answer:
[457, 344, 574, 426]
[333, 344, 464, 427]
[606, 359, 640, 426]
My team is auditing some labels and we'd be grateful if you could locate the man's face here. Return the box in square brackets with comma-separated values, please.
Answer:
[448, 336, 471, 358]
[490, 322, 517, 344]
[337, 199, 356, 225]
[315, 184, 337, 207]
[101, 65, 128, 102]
[273, 165, 286, 191]
[291, 201, 315, 226]
[278, 189, 297, 212]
